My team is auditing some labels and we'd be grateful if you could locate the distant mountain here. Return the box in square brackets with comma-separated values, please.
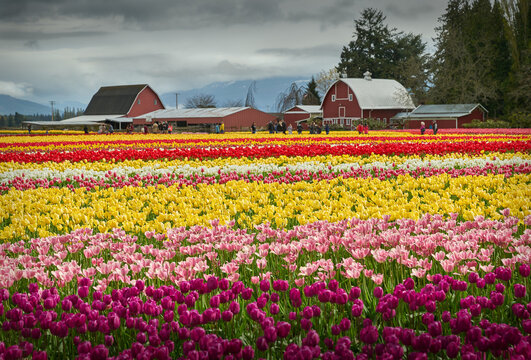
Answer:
[0, 95, 86, 115]
[0, 94, 51, 115]
[161, 76, 310, 111]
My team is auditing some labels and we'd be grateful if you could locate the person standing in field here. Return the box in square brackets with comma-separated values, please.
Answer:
[251, 122, 256, 134]
[220, 122, 225, 134]
[288, 123, 293, 135]
[432, 120, 438, 135]
[420, 121, 425, 135]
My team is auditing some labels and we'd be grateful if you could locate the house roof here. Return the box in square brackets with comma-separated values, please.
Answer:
[286, 105, 322, 114]
[136, 107, 249, 119]
[392, 104, 487, 119]
[84, 84, 148, 115]
[324, 78, 415, 110]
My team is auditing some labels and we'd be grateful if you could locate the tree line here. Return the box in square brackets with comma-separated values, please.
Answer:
[271, 0, 528, 120]
[336, 0, 529, 120]
[0, 107, 85, 128]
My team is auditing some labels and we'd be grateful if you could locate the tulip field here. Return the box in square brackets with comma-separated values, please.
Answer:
[0, 129, 530, 360]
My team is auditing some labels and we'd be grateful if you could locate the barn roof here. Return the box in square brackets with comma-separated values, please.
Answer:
[84, 84, 148, 115]
[137, 107, 249, 119]
[392, 104, 487, 119]
[23, 114, 124, 127]
[325, 78, 415, 110]
[285, 105, 322, 114]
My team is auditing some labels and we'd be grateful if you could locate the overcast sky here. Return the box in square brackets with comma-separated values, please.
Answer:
[0, 0, 448, 105]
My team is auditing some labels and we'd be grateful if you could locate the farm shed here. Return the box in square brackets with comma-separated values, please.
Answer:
[321, 72, 415, 128]
[283, 105, 322, 129]
[133, 107, 277, 132]
[391, 104, 488, 129]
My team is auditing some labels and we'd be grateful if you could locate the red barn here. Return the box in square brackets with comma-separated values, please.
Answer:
[321, 73, 415, 128]
[391, 104, 488, 129]
[283, 105, 322, 129]
[133, 107, 276, 132]
[24, 84, 165, 130]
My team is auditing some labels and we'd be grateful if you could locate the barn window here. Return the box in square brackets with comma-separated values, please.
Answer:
[154, 100, 157, 105]
[137, 99, 141, 105]
[331, 95, 336, 102]
[349, 94, 353, 101]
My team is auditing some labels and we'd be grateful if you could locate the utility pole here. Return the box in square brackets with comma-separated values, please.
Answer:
[49, 101, 56, 121]
[175, 93, 179, 109]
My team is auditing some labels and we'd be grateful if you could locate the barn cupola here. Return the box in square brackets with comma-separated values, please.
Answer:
[363, 71, 372, 81]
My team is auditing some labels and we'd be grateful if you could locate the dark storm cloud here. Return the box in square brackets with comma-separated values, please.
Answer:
[0, 30, 108, 41]
[385, 2, 440, 19]
[257, 44, 342, 58]
[0, 0, 286, 29]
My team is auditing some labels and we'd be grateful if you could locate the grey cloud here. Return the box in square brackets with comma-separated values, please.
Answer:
[24, 40, 39, 49]
[257, 44, 342, 58]
[0, 30, 108, 41]
[0, 0, 284, 30]
[385, 2, 440, 19]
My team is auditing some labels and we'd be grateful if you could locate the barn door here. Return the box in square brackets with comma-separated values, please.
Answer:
[339, 107, 345, 118]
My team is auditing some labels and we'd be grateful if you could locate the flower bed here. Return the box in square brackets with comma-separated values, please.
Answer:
[0, 132, 530, 359]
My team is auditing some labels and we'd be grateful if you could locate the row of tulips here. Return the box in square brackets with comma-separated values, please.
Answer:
[2, 154, 529, 189]
[2, 133, 529, 149]
[2, 172, 530, 240]
[0, 264, 529, 359]
[1, 213, 528, 291]
[2, 140, 530, 164]
[2, 162, 529, 193]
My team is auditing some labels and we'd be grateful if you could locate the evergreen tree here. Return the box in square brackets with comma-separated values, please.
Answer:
[302, 77, 321, 105]
[338, 8, 428, 102]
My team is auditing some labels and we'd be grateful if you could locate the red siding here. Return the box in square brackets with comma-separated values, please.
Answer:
[457, 108, 485, 127]
[322, 82, 361, 119]
[126, 87, 164, 117]
[284, 113, 311, 128]
[223, 109, 277, 131]
[133, 108, 276, 132]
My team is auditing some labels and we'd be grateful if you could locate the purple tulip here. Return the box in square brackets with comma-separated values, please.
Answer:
[404, 277, 415, 290]
[360, 325, 378, 344]
[518, 264, 530, 277]
[242, 288, 253, 300]
[206, 277, 218, 292]
[301, 318, 313, 331]
[446, 342, 459, 358]
[264, 326, 277, 343]
[289, 288, 302, 308]
[331, 325, 341, 335]
[514, 284, 526, 298]
[90, 345, 108, 360]
[242, 345, 254, 360]
[277, 321, 291, 338]
[229, 301, 240, 314]
[373, 287, 383, 299]
[339, 318, 351, 332]
[260, 279, 270, 292]
[269, 303, 279, 315]
[349, 287, 361, 300]
[256, 336, 268, 351]
[222, 310, 233, 322]
[78, 286, 89, 299]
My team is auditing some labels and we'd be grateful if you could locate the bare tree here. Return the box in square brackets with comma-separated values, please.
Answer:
[245, 81, 257, 108]
[185, 94, 216, 108]
[315, 68, 340, 97]
[275, 83, 305, 113]
[223, 99, 244, 107]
